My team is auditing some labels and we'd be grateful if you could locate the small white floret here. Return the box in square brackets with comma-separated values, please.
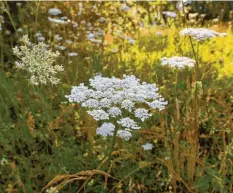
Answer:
[96, 123, 115, 137]
[117, 130, 132, 141]
[142, 143, 153, 150]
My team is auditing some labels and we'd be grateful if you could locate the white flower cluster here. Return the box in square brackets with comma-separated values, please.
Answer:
[86, 32, 103, 44]
[142, 143, 153, 150]
[117, 130, 132, 141]
[48, 17, 68, 24]
[68, 52, 78, 57]
[35, 32, 45, 42]
[12, 35, 64, 85]
[96, 123, 115, 137]
[48, 8, 61, 16]
[162, 11, 177, 18]
[135, 108, 151, 121]
[161, 56, 195, 69]
[47, 7, 69, 25]
[108, 107, 122, 117]
[87, 109, 109, 121]
[66, 75, 167, 140]
[180, 28, 227, 41]
[117, 117, 140, 130]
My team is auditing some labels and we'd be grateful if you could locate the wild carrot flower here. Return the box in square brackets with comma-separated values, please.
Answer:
[56, 45, 66, 51]
[96, 123, 115, 137]
[180, 28, 227, 41]
[135, 108, 151, 121]
[121, 99, 134, 112]
[37, 36, 45, 42]
[87, 109, 109, 121]
[48, 17, 68, 24]
[107, 107, 122, 117]
[16, 2, 22, 6]
[48, 8, 61, 16]
[117, 130, 132, 141]
[117, 117, 140, 130]
[60, 16, 68, 21]
[68, 52, 78, 57]
[161, 56, 195, 69]
[35, 32, 42, 37]
[142, 143, 153, 150]
[17, 28, 23, 33]
[176, 0, 192, 11]
[12, 35, 63, 85]
[162, 11, 177, 18]
[66, 75, 167, 140]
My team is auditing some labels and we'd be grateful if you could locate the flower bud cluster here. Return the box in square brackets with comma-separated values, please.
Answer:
[13, 35, 63, 85]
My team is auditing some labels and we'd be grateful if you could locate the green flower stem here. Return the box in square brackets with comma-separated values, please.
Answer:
[78, 126, 118, 193]
[107, 126, 118, 162]
[188, 37, 200, 81]
[175, 70, 180, 122]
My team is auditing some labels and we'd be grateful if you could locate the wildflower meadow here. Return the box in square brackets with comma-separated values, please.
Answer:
[0, 1, 233, 193]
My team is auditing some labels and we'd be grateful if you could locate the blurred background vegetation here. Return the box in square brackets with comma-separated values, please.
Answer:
[0, 1, 233, 193]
